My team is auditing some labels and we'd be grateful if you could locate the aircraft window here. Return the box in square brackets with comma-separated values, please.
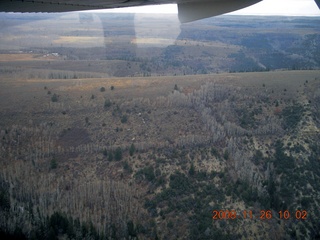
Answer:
[0, 9, 319, 239]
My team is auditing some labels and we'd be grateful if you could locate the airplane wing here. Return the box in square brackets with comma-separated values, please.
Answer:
[0, 0, 319, 23]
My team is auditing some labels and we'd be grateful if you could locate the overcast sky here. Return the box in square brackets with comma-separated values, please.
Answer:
[101, 0, 320, 16]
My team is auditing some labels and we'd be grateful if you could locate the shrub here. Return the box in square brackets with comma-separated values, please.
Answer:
[167, 221, 174, 229]
[253, 150, 263, 165]
[114, 147, 122, 161]
[169, 171, 190, 193]
[123, 161, 132, 173]
[102, 149, 108, 157]
[223, 150, 229, 160]
[50, 159, 57, 169]
[211, 147, 220, 157]
[100, 87, 105, 92]
[127, 220, 137, 237]
[0, 187, 10, 211]
[104, 99, 112, 109]
[51, 93, 58, 102]
[121, 115, 128, 123]
[281, 104, 304, 130]
[108, 152, 113, 161]
[136, 166, 155, 182]
[85, 117, 89, 125]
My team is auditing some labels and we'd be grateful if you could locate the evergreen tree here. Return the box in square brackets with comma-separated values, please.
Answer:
[189, 163, 195, 176]
[129, 143, 135, 156]
[114, 147, 122, 161]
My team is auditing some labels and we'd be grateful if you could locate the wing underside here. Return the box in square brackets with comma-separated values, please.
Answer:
[178, 0, 262, 22]
[0, 0, 156, 12]
[0, 0, 319, 23]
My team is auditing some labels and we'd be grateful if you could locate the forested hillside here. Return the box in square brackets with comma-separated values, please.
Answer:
[1, 71, 320, 239]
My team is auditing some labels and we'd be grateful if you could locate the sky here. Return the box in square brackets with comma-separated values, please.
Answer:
[100, 0, 320, 16]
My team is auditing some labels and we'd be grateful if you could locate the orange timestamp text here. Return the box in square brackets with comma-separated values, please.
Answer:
[212, 210, 307, 220]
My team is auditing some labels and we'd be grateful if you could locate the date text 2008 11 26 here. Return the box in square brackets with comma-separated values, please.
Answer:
[212, 210, 307, 220]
